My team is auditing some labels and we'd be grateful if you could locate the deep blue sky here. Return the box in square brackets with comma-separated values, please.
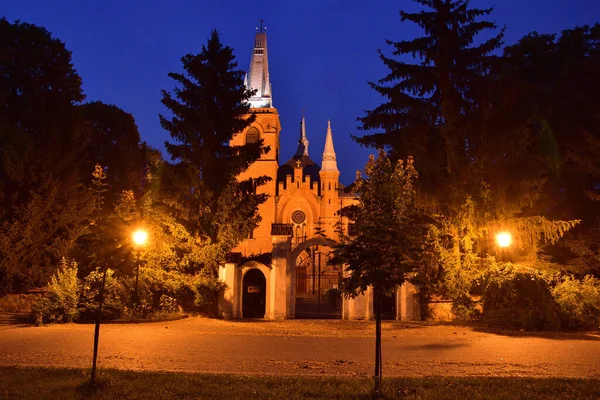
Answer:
[3, 0, 599, 183]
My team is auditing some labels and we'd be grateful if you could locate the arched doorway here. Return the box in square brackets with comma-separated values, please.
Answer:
[242, 269, 266, 318]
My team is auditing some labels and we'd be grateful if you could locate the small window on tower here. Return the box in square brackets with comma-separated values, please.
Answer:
[246, 127, 260, 144]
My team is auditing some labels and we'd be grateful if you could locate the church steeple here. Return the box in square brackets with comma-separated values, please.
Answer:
[295, 114, 309, 156]
[247, 20, 272, 108]
[321, 120, 339, 173]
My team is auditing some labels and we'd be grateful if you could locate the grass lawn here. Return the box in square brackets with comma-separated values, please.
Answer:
[1, 366, 598, 399]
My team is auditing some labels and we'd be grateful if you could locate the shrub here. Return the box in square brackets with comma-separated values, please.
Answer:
[0, 293, 41, 313]
[452, 303, 481, 322]
[553, 275, 600, 330]
[159, 295, 179, 312]
[137, 268, 187, 309]
[481, 264, 561, 330]
[32, 258, 80, 325]
[78, 268, 128, 321]
[192, 273, 226, 307]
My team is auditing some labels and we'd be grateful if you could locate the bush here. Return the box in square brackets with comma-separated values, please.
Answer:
[481, 264, 561, 330]
[0, 293, 41, 313]
[137, 268, 188, 309]
[553, 275, 600, 330]
[159, 295, 179, 312]
[32, 258, 80, 325]
[452, 303, 481, 322]
[78, 268, 128, 321]
[192, 273, 226, 307]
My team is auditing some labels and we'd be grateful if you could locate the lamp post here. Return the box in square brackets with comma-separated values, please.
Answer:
[132, 229, 148, 306]
[495, 231, 512, 262]
[496, 232, 512, 248]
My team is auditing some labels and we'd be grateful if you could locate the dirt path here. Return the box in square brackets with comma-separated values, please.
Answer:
[1, 317, 599, 377]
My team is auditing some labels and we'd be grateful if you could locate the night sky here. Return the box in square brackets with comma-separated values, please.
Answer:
[3, 0, 599, 184]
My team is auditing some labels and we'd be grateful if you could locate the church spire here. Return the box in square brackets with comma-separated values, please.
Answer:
[294, 114, 309, 157]
[321, 120, 339, 173]
[247, 20, 272, 108]
[300, 114, 309, 155]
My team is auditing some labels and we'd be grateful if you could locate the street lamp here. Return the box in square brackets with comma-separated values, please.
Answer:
[496, 231, 512, 248]
[133, 229, 148, 246]
[132, 229, 148, 306]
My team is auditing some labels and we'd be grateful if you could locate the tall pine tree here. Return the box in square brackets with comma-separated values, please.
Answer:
[356, 0, 505, 300]
[160, 30, 270, 275]
[356, 1, 579, 303]
[357, 0, 504, 201]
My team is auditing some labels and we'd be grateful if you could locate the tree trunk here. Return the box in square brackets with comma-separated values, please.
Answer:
[90, 268, 107, 384]
[374, 287, 382, 396]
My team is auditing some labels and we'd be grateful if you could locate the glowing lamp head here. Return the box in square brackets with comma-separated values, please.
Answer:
[496, 232, 512, 248]
[132, 229, 148, 246]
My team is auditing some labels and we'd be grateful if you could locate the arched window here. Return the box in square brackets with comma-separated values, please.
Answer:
[246, 127, 260, 144]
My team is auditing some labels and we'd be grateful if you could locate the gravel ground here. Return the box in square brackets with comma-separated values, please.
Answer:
[1, 317, 599, 377]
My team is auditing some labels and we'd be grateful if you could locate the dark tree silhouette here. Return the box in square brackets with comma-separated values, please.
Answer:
[500, 24, 600, 274]
[0, 18, 93, 293]
[160, 30, 270, 276]
[356, 0, 504, 194]
[354, 0, 506, 302]
[80, 101, 148, 210]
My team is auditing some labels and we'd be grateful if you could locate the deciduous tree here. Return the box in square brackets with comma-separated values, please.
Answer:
[330, 151, 428, 394]
[0, 18, 93, 293]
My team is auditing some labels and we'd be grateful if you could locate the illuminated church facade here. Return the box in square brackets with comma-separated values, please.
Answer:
[217, 25, 419, 320]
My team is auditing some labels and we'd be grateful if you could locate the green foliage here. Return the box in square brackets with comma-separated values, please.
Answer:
[553, 275, 600, 330]
[192, 272, 226, 307]
[0, 20, 152, 294]
[0, 293, 40, 313]
[159, 295, 179, 312]
[160, 30, 270, 276]
[354, 1, 589, 310]
[0, 18, 94, 293]
[4, 367, 600, 400]
[501, 24, 600, 273]
[331, 151, 428, 298]
[79, 101, 148, 211]
[356, 0, 504, 199]
[79, 268, 127, 321]
[452, 303, 482, 322]
[32, 258, 80, 325]
[481, 264, 561, 330]
[135, 267, 190, 308]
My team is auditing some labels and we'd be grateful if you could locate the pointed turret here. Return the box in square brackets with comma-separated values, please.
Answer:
[247, 20, 272, 108]
[294, 114, 309, 157]
[321, 120, 339, 173]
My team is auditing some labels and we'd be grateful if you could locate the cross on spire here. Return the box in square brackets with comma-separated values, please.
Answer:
[257, 19, 266, 33]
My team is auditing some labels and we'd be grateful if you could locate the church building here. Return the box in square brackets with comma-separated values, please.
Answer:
[218, 24, 419, 321]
